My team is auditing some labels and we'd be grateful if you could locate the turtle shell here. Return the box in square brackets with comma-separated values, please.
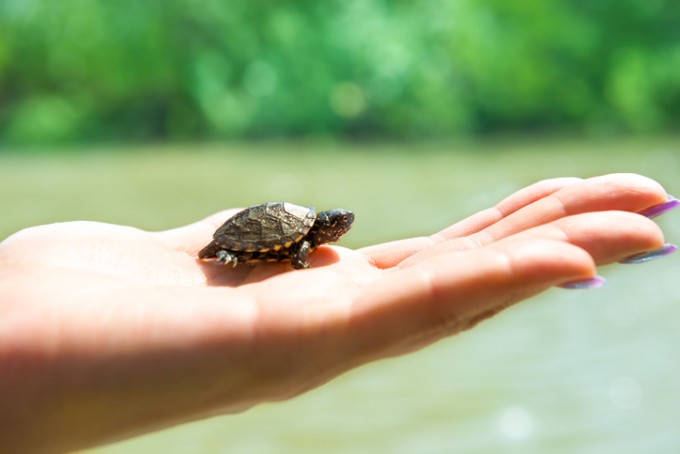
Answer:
[212, 202, 316, 252]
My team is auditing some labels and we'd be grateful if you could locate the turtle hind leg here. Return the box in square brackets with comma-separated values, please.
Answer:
[291, 241, 311, 269]
[216, 250, 239, 267]
[198, 242, 239, 268]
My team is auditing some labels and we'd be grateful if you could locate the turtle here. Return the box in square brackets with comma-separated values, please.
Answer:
[198, 202, 355, 269]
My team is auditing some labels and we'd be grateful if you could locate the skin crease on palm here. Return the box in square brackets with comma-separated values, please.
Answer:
[0, 173, 673, 453]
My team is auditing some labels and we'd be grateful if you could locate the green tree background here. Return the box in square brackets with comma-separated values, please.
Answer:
[1, 0, 679, 145]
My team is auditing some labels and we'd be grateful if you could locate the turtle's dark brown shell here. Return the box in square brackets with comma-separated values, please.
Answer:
[213, 202, 316, 252]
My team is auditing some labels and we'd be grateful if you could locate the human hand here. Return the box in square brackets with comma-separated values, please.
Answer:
[0, 173, 675, 453]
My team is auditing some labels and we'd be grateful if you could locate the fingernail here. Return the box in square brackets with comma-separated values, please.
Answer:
[559, 276, 606, 290]
[639, 196, 680, 219]
[618, 243, 677, 264]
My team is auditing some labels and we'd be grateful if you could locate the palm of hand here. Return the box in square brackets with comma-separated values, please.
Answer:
[1, 215, 386, 395]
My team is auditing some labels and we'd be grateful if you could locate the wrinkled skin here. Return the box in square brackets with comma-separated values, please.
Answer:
[0, 174, 671, 453]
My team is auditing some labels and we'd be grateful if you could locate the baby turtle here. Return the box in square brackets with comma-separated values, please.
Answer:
[198, 202, 355, 269]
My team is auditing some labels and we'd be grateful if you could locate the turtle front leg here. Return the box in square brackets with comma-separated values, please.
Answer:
[216, 249, 238, 267]
[291, 241, 311, 269]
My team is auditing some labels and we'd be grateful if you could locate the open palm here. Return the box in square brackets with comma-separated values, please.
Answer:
[0, 173, 673, 453]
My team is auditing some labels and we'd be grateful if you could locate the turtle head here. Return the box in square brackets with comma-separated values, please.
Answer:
[310, 209, 355, 246]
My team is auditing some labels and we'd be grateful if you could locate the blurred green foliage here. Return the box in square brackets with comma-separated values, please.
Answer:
[1, 0, 679, 144]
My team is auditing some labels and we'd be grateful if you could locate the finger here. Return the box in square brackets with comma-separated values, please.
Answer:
[362, 173, 668, 268]
[521, 211, 666, 265]
[360, 177, 583, 268]
[351, 239, 595, 361]
[455, 173, 667, 246]
[402, 210, 666, 268]
[435, 176, 584, 239]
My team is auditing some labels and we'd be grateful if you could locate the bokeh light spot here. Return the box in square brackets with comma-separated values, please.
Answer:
[608, 376, 643, 410]
[496, 406, 535, 441]
[330, 82, 366, 118]
[243, 61, 278, 97]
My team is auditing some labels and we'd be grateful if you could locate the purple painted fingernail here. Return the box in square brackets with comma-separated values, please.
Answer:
[618, 243, 677, 264]
[559, 276, 606, 290]
[639, 196, 680, 219]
